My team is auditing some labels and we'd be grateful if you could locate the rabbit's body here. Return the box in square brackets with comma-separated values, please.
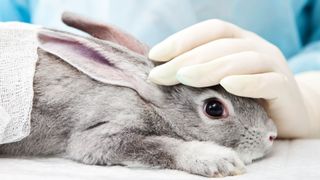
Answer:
[0, 13, 277, 177]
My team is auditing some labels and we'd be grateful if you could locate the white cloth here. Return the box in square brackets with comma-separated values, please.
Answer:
[0, 22, 40, 144]
[0, 140, 319, 180]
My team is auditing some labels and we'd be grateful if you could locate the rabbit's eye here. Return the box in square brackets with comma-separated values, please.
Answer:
[203, 98, 227, 118]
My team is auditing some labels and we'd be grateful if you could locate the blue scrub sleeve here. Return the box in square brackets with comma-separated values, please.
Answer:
[0, 0, 34, 22]
[289, 0, 320, 74]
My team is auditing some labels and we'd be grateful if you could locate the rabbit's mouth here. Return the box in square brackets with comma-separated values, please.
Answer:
[235, 139, 275, 165]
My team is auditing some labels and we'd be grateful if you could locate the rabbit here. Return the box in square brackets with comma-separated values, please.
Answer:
[0, 12, 277, 177]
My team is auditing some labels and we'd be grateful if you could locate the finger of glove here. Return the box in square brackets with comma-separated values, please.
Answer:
[176, 51, 274, 87]
[220, 72, 288, 99]
[148, 19, 250, 62]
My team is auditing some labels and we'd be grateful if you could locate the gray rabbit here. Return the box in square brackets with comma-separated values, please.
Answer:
[0, 12, 277, 177]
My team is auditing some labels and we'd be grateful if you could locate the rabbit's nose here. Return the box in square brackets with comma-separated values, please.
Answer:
[269, 135, 276, 141]
[267, 132, 277, 142]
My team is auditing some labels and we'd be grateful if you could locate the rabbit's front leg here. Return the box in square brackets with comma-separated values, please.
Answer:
[66, 132, 245, 177]
[121, 137, 247, 177]
[173, 140, 246, 177]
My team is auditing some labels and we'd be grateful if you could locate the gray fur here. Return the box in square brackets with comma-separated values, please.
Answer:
[0, 28, 276, 177]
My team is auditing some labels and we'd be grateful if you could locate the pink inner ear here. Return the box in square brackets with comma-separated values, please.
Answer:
[38, 30, 132, 85]
[69, 41, 116, 67]
[38, 32, 113, 66]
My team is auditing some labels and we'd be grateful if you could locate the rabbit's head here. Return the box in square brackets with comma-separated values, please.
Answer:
[37, 12, 276, 164]
[156, 85, 277, 164]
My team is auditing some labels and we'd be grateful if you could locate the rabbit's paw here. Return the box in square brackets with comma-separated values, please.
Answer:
[175, 141, 246, 177]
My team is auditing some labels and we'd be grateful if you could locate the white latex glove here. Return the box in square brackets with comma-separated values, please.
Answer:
[148, 19, 320, 138]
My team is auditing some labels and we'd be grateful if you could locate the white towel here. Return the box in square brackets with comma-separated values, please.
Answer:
[0, 22, 40, 144]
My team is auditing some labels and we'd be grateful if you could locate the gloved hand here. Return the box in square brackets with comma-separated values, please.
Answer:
[148, 19, 320, 138]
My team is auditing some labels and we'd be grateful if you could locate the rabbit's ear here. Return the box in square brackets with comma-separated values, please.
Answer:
[38, 30, 161, 102]
[61, 12, 148, 55]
